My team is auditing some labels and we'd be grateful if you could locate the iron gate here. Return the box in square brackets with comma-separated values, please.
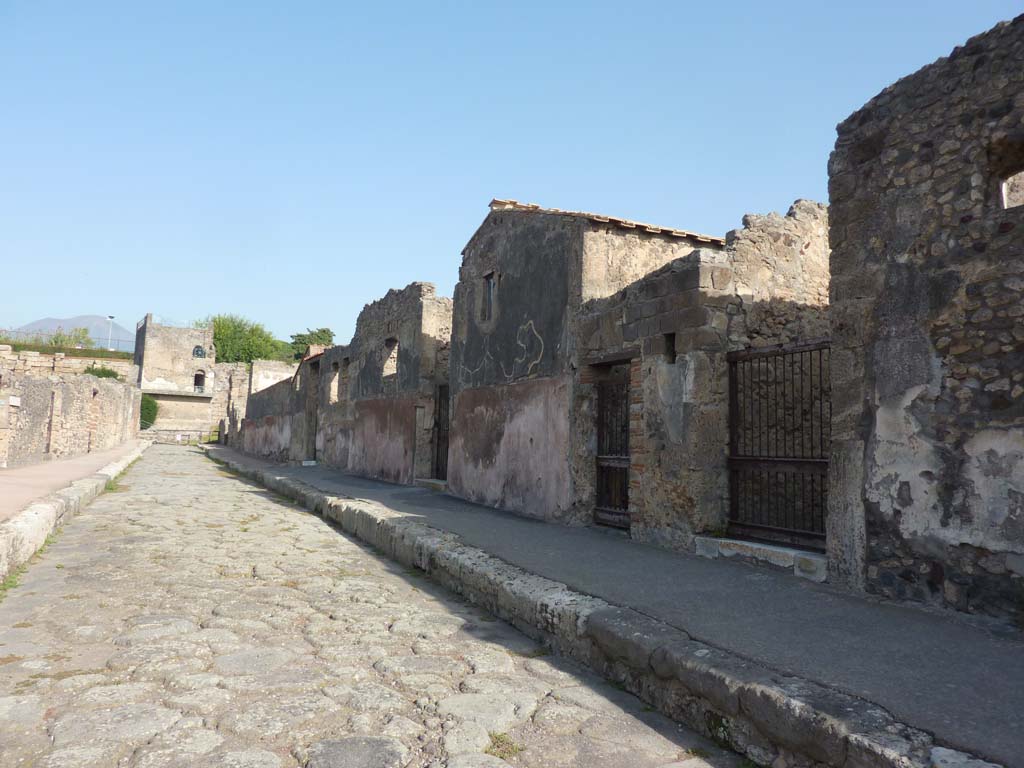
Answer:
[434, 385, 450, 481]
[595, 365, 630, 529]
[727, 340, 831, 551]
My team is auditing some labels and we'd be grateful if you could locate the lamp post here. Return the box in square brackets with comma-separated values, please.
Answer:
[107, 315, 115, 351]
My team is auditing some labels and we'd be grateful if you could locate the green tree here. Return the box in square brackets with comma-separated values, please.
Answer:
[271, 339, 294, 361]
[198, 314, 280, 363]
[49, 326, 94, 349]
[289, 327, 334, 360]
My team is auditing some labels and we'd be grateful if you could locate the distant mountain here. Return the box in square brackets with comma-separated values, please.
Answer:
[15, 315, 136, 352]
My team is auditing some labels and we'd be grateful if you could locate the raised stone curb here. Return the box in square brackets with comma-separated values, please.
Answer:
[0, 441, 152, 581]
[207, 448, 1003, 768]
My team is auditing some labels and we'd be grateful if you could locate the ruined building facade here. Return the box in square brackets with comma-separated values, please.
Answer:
[442, 199, 829, 554]
[448, 200, 727, 527]
[575, 201, 829, 551]
[828, 16, 1024, 617]
[237, 283, 452, 485]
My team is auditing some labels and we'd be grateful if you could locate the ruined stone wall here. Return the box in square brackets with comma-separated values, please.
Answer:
[448, 210, 580, 517]
[575, 252, 734, 548]
[449, 208, 727, 523]
[573, 203, 829, 552]
[236, 284, 452, 482]
[211, 362, 249, 443]
[237, 375, 298, 462]
[724, 200, 830, 348]
[250, 360, 297, 394]
[317, 283, 452, 484]
[221, 360, 296, 446]
[0, 372, 140, 468]
[828, 16, 1024, 619]
[579, 225, 703, 303]
[0, 348, 138, 382]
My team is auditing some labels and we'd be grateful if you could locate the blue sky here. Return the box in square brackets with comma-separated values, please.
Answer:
[1, 2, 1018, 343]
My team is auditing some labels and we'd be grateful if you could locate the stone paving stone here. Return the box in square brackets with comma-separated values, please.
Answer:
[0, 445, 740, 768]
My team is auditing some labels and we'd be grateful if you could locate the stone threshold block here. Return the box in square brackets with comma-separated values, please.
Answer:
[694, 536, 828, 583]
[205, 446, 1003, 768]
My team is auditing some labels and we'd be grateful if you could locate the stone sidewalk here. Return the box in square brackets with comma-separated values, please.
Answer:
[206, 445, 1023, 768]
[0, 439, 146, 523]
[0, 445, 740, 768]
[0, 440, 150, 582]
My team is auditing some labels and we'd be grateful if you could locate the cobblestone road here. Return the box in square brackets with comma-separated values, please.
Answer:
[0, 445, 739, 768]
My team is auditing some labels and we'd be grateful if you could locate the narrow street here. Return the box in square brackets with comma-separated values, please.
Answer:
[0, 445, 736, 768]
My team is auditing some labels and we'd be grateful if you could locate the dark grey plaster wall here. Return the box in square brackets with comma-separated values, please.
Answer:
[450, 210, 579, 393]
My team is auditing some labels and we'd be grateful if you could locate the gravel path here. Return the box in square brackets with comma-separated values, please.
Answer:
[0, 445, 738, 768]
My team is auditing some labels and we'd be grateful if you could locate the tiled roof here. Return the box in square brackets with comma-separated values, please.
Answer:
[489, 199, 724, 246]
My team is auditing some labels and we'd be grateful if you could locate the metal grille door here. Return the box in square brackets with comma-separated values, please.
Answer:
[595, 365, 630, 529]
[434, 385, 450, 481]
[727, 341, 831, 551]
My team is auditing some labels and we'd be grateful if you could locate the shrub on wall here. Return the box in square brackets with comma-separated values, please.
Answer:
[140, 394, 158, 430]
[84, 364, 121, 379]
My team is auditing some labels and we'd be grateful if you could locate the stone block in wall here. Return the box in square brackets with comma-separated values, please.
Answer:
[658, 307, 707, 331]
[699, 265, 733, 291]
[666, 268, 700, 293]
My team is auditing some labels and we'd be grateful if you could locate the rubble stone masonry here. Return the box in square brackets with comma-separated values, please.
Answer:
[576, 202, 829, 550]
[0, 365, 140, 468]
[0, 348, 138, 381]
[828, 16, 1024, 618]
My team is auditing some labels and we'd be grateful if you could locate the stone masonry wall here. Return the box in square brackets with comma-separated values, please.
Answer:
[136, 314, 215, 393]
[574, 202, 829, 552]
[0, 348, 138, 382]
[828, 15, 1024, 619]
[317, 283, 452, 483]
[250, 360, 298, 395]
[237, 284, 452, 484]
[223, 360, 296, 446]
[448, 210, 579, 517]
[0, 371, 140, 468]
[236, 375, 296, 462]
[449, 206, 714, 523]
[576, 252, 736, 548]
[725, 200, 830, 348]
